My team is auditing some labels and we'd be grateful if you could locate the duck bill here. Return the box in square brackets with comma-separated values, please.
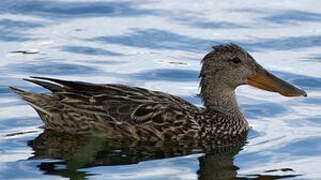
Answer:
[247, 66, 307, 97]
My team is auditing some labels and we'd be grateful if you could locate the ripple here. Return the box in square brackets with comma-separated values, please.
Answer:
[263, 10, 321, 24]
[131, 68, 199, 82]
[0, 19, 43, 29]
[92, 28, 216, 51]
[0, 1, 160, 19]
[60, 46, 123, 56]
[239, 35, 321, 51]
[0, 19, 43, 42]
[269, 71, 321, 90]
[172, 14, 248, 29]
[1, 1, 321, 180]
[303, 54, 321, 63]
[11, 62, 100, 75]
[292, 78, 321, 89]
[242, 103, 288, 119]
[275, 136, 321, 156]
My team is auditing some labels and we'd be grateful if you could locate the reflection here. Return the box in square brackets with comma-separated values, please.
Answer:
[37, 161, 90, 180]
[10, 50, 39, 54]
[26, 130, 300, 180]
[264, 168, 294, 172]
[28, 130, 246, 179]
[241, 174, 300, 179]
[198, 157, 301, 180]
[197, 149, 240, 180]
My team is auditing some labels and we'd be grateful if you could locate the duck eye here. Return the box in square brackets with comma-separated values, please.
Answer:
[231, 57, 242, 64]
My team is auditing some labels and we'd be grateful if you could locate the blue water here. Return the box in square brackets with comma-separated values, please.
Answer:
[1, 0, 321, 179]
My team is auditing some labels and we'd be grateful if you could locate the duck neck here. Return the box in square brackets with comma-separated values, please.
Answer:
[200, 78, 244, 119]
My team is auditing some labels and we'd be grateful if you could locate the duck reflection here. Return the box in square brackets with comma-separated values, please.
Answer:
[27, 130, 246, 179]
[27, 131, 300, 180]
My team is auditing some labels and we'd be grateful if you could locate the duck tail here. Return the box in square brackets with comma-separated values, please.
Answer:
[23, 78, 63, 92]
[8, 86, 31, 99]
[8, 87, 50, 115]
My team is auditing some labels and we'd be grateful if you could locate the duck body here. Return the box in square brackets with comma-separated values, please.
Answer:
[10, 44, 306, 141]
[10, 77, 246, 141]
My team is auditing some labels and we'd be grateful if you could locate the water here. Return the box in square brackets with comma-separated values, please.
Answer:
[0, 0, 321, 179]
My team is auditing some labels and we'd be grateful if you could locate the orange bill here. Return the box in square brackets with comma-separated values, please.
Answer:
[248, 66, 307, 97]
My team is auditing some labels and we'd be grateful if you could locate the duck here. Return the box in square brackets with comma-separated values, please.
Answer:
[9, 44, 307, 141]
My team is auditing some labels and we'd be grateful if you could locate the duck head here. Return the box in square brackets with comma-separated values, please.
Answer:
[200, 44, 307, 98]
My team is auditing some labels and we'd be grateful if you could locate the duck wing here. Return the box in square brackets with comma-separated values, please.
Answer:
[11, 77, 201, 125]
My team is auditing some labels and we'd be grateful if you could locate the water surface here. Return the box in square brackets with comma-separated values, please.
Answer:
[0, 0, 321, 179]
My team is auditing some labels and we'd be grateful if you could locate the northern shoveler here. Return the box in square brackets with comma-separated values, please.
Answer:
[9, 44, 307, 141]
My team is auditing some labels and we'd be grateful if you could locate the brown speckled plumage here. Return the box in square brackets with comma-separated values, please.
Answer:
[9, 44, 307, 141]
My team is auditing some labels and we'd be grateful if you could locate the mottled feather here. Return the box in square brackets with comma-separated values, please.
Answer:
[9, 76, 202, 141]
